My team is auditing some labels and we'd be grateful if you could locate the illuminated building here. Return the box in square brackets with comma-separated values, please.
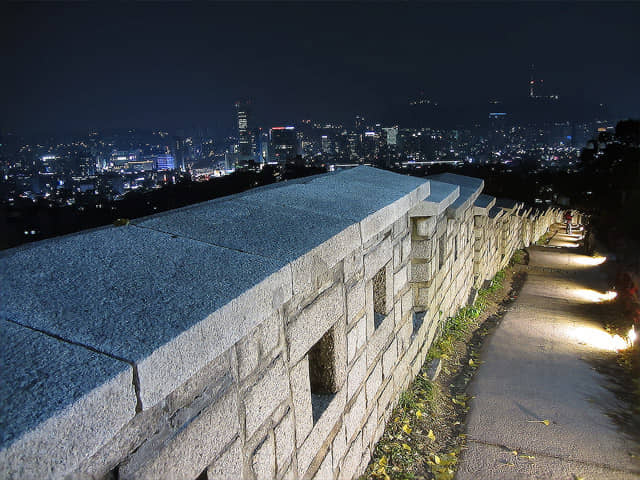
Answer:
[269, 127, 298, 164]
[110, 150, 139, 169]
[235, 100, 254, 161]
[154, 154, 176, 171]
[382, 127, 398, 146]
[259, 130, 269, 163]
[321, 135, 330, 153]
[173, 137, 186, 171]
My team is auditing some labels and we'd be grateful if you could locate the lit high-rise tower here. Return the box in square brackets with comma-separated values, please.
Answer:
[235, 100, 254, 161]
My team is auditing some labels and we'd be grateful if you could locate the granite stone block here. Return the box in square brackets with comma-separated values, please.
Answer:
[120, 386, 238, 480]
[275, 411, 296, 474]
[315, 450, 333, 480]
[290, 357, 314, 448]
[244, 357, 289, 439]
[346, 280, 365, 325]
[298, 389, 345, 478]
[347, 352, 366, 401]
[345, 388, 366, 444]
[393, 265, 409, 298]
[288, 284, 345, 365]
[0, 320, 136, 480]
[253, 434, 275, 480]
[338, 432, 362, 480]
[363, 236, 392, 281]
[207, 437, 242, 480]
[347, 315, 366, 363]
[332, 423, 347, 471]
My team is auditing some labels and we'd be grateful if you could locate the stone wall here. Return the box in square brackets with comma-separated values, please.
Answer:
[0, 167, 559, 480]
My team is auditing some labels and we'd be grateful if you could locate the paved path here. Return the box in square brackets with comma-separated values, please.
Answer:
[457, 224, 640, 480]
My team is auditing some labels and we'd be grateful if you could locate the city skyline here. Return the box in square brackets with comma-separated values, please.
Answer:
[2, 2, 640, 135]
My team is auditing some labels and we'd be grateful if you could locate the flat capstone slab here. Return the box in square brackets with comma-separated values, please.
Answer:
[0, 224, 289, 408]
[0, 319, 136, 478]
[138, 165, 429, 261]
[474, 194, 496, 210]
[409, 179, 459, 217]
[488, 206, 504, 219]
[495, 197, 521, 211]
[136, 195, 356, 263]
[428, 173, 484, 215]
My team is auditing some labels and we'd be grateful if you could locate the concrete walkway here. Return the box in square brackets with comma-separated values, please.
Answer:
[457, 224, 640, 479]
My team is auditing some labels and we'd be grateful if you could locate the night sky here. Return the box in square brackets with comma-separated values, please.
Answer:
[2, 2, 639, 135]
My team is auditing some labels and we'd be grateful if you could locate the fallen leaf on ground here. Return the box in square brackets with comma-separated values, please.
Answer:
[527, 419, 550, 425]
[428, 429, 436, 441]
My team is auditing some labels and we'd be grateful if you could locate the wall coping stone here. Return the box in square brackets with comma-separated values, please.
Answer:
[473, 194, 497, 215]
[488, 206, 505, 219]
[408, 180, 458, 218]
[427, 173, 484, 219]
[0, 319, 136, 479]
[495, 197, 523, 213]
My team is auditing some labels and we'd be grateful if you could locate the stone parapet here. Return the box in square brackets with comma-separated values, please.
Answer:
[0, 167, 558, 480]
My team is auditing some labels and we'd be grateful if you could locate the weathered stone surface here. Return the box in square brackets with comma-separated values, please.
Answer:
[347, 314, 366, 363]
[363, 236, 392, 281]
[347, 351, 367, 401]
[393, 265, 409, 298]
[288, 284, 345, 365]
[401, 234, 412, 263]
[138, 196, 357, 266]
[332, 423, 347, 471]
[366, 362, 383, 408]
[236, 326, 260, 380]
[244, 357, 289, 439]
[346, 280, 365, 325]
[253, 434, 275, 480]
[298, 389, 346, 478]
[260, 312, 282, 358]
[382, 339, 398, 380]
[362, 410, 378, 452]
[345, 388, 366, 443]
[207, 437, 242, 480]
[315, 450, 333, 480]
[0, 224, 293, 409]
[409, 180, 459, 217]
[120, 386, 238, 480]
[275, 411, 296, 473]
[290, 224, 361, 295]
[414, 216, 437, 238]
[411, 237, 434, 259]
[393, 242, 402, 269]
[0, 320, 136, 480]
[290, 357, 313, 448]
[343, 247, 364, 283]
[338, 432, 363, 480]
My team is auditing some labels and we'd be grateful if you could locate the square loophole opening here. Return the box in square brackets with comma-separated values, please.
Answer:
[438, 234, 446, 270]
[411, 311, 426, 339]
[373, 265, 387, 329]
[308, 326, 338, 424]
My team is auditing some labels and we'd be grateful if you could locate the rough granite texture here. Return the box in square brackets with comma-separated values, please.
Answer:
[0, 319, 136, 479]
[428, 172, 484, 218]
